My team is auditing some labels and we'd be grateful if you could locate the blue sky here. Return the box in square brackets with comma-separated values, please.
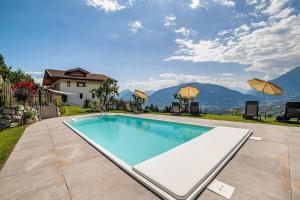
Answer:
[0, 0, 299, 92]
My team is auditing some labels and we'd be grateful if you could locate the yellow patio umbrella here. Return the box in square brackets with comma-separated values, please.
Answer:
[134, 89, 149, 100]
[178, 85, 200, 99]
[247, 78, 283, 117]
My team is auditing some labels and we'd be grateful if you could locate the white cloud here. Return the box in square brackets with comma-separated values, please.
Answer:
[221, 73, 233, 76]
[26, 71, 44, 75]
[189, 0, 205, 9]
[271, 7, 294, 19]
[266, 0, 290, 15]
[164, 15, 176, 27]
[122, 73, 249, 91]
[174, 27, 196, 37]
[167, 0, 300, 78]
[129, 21, 143, 32]
[214, 0, 235, 7]
[86, 0, 125, 12]
[251, 21, 267, 28]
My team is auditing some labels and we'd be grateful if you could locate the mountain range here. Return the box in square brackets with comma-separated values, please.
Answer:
[119, 66, 300, 113]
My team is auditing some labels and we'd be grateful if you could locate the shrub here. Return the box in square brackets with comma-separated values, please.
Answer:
[53, 96, 63, 107]
[59, 106, 66, 115]
[83, 98, 90, 108]
[23, 110, 34, 122]
[12, 81, 37, 105]
[88, 101, 101, 111]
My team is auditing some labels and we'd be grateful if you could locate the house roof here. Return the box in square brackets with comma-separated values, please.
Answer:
[42, 67, 110, 86]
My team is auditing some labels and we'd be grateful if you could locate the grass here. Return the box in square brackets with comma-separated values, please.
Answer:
[62, 105, 94, 116]
[109, 110, 300, 127]
[154, 112, 300, 127]
[0, 126, 27, 170]
[61, 106, 300, 127]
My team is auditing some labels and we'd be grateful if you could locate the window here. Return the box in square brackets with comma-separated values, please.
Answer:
[67, 81, 71, 87]
[77, 82, 86, 87]
[79, 93, 83, 99]
[92, 93, 95, 98]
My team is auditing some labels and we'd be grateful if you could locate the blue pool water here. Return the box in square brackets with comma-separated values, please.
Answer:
[67, 115, 212, 166]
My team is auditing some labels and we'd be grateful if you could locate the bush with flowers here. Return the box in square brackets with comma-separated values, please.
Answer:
[12, 81, 37, 105]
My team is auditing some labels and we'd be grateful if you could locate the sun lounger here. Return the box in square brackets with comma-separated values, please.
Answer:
[243, 101, 261, 120]
[125, 102, 134, 112]
[190, 102, 200, 115]
[171, 102, 181, 115]
[276, 102, 300, 123]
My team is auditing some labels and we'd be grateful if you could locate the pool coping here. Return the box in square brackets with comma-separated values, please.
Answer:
[63, 113, 252, 200]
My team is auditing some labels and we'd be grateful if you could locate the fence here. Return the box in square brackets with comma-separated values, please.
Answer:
[0, 82, 14, 107]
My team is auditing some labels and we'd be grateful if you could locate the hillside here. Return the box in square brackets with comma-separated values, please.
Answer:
[146, 82, 258, 113]
[250, 66, 300, 100]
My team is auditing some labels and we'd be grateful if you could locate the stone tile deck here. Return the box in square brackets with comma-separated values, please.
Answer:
[0, 114, 299, 200]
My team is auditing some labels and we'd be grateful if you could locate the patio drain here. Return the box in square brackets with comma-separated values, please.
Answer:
[207, 179, 235, 199]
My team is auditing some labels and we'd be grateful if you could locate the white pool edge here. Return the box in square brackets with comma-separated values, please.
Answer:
[63, 114, 252, 200]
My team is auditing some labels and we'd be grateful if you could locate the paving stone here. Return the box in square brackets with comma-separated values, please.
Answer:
[55, 140, 99, 167]
[17, 182, 70, 200]
[0, 164, 63, 200]
[25, 123, 48, 132]
[0, 145, 57, 178]
[291, 180, 300, 200]
[14, 134, 52, 151]
[50, 129, 82, 146]
[217, 161, 291, 200]
[24, 129, 50, 136]
[62, 156, 118, 188]
[1, 114, 299, 200]
[234, 141, 290, 177]
[289, 145, 300, 158]
[290, 157, 300, 180]
[196, 189, 226, 200]
[68, 168, 158, 200]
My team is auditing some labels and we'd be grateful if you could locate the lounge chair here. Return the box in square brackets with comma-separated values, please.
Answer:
[243, 101, 261, 120]
[190, 102, 200, 115]
[171, 102, 181, 115]
[125, 102, 134, 112]
[276, 102, 300, 123]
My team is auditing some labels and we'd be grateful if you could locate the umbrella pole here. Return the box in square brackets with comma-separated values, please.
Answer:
[264, 93, 267, 118]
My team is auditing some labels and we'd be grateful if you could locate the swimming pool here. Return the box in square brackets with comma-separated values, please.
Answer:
[67, 115, 212, 166]
[65, 114, 251, 200]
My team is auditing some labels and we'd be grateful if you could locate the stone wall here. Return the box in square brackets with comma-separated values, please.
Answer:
[0, 106, 39, 130]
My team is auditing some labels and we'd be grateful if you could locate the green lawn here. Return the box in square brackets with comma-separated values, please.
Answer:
[0, 126, 27, 170]
[61, 106, 300, 127]
[62, 105, 94, 116]
[109, 110, 300, 127]
[149, 112, 300, 127]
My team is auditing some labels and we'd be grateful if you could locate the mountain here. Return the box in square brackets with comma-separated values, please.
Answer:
[118, 90, 156, 101]
[118, 90, 133, 101]
[250, 66, 300, 100]
[272, 66, 300, 99]
[145, 82, 258, 113]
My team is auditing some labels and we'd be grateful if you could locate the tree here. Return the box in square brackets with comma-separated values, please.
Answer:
[9, 69, 33, 84]
[173, 92, 189, 113]
[132, 93, 145, 112]
[0, 54, 33, 83]
[0, 54, 12, 81]
[91, 78, 119, 111]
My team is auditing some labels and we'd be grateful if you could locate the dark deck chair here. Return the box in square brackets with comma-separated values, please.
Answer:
[277, 102, 300, 123]
[243, 101, 261, 120]
[125, 102, 134, 112]
[190, 102, 200, 115]
[171, 102, 181, 115]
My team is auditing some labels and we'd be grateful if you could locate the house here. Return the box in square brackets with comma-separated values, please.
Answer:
[42, 67, 110, 105]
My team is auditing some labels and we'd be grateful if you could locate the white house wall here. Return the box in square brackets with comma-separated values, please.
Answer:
[52, 79, 101, 105]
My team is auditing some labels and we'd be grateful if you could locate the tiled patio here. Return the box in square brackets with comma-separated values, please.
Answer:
[0, 114, 299, 200]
